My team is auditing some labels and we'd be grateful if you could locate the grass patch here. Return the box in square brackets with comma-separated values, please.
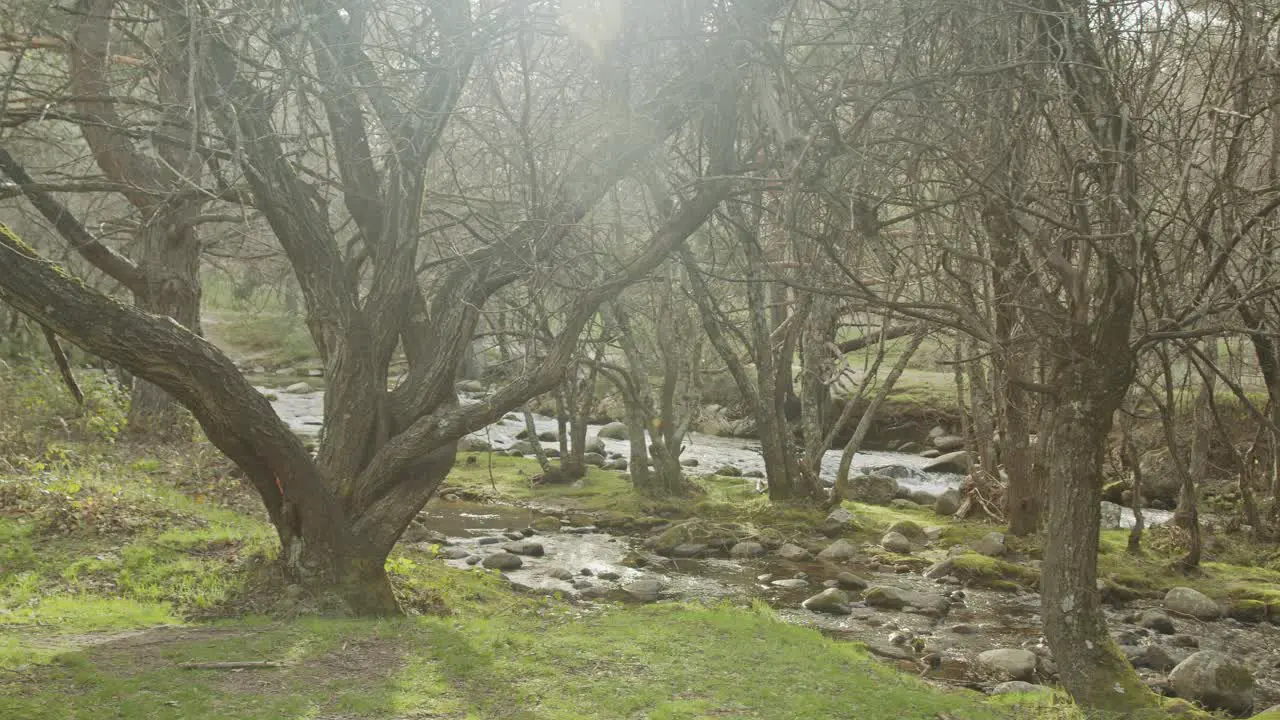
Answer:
[0, 598, 1054, 720]
[204, 311, 316, 370]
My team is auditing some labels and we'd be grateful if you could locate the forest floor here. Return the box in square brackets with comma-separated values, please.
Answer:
[2, 408, 1276, 718]
[0, 430, 1083, 720]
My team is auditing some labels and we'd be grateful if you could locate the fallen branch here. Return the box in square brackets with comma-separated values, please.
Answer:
[178, 661, 281, 670]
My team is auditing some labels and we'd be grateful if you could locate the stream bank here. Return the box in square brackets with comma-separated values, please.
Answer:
[406, 486, 1280, 716]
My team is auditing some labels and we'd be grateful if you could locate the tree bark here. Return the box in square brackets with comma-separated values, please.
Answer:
[1041, 385, 1158, 713]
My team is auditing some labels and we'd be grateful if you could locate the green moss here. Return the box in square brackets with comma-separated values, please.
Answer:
[947, 552, 1040, 590]
[1228, 598, 1268, 623]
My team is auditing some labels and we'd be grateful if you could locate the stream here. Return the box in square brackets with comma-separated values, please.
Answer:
[265, 385, 1276, 710]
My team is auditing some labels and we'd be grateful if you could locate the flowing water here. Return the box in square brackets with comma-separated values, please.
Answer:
[265, 387, 1169, 528]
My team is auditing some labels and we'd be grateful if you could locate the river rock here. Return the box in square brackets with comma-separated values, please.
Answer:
[1123, 644, 1178, 672]
[778, 543, 812, 562]
[1168, 651, 1254, 714]
[482, 552, 523, 570]
[597, 422, 628, 440]
[802, 588, 851, 615]
[1164, 587, 1222, 620]
[934, 488, 962, 516]
[439, 547, 471, 560]
[864, 586, 950, 616]
[886, 520, 927, 545]
[670, 543, 708, 558]
[681, 458, 699, 467]
[973, 532, 1007, 557]
[1140, 610, 1176, 635]
[580, 452, 606, 468]
[977, 648, 1037, 681]
[502, 541, 545, 557]
[836, 572, 869, 590]
[908, 490, 938, 507]
[847, 474, 898, 506]
[603, 459, 628, 471]
[715, 465, 743, 477]
[547, 567, 574, 581]
[284, 381, 312, 394]
[924, 451, 970, 474]
[465, 555, 482, 565]
[772, 578, 809, 589]
[1100, 501, 1124, 530]
[531, 516, 562, 533]
[623, 578, 663, 603]
[817, 539, 858, 561]
[990, 681, 1052, 697]
[881, 531, 912, 554]
[932, 435, 966, 452]
[585, 437, 606, 454]
[896, 441, 925, 454]
[919, 448, 941, 459]
[730, 541, 766, 558]
[821, 507, 859, 536]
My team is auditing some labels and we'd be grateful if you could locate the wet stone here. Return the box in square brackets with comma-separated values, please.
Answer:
[439, 547, 471, 560]
[482, 552, 523, 571]
[597, 571, 621, 581]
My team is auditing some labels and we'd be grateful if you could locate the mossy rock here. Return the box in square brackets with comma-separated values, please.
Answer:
[1228, 599, 1267, 623]
[945, 552, 1039, 591]
[1102, 480, 1129, 504]
[530, 516, 562, 533]
[885, 520, 926, 545]
[648, 519, 746, 555]
[596, 511, 640, 530]
[869, 550, 932, 572]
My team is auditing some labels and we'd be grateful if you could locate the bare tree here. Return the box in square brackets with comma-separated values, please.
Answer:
[0, 0, 764, 612]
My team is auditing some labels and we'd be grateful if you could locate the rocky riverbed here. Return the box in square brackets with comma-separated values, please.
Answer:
[403, 497, 1280, 715]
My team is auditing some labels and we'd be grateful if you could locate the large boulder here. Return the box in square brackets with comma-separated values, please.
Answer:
[1139, 449, 1185, 503]
[1168, 651, 1254, 715]
[846, 474, 898, 506]
[778, 543, 812, 562]
[934, 488, 962, 516]
[886, 520, 927, 545]
[583, 452, 607, 468]
[585, 437, 606, 455]
[880, 531, 912, 554]
[730, 541, 766, 558]
[1164, 587, 1222, 620]
[1122, 644, 1179, 673]
[863, 586, 950, 616]
[990, 681, 1052, 697]
[1139, 610, 1176, 635]
[973, 532, 1007, 558]
[802, 588, 851, 615]
[596, 422, 629, 441]
[977, 648, 1037, 681]
[821, 507, 859, 536]
[502, 541, 545, 557]
[923, 451, 970, 474]
[817, 539, 858, 562]
[1099, 501, 1124, 530]
[648, 519, 742, 556]
[932, 435, 966, 452]
[482, 552, 523, 570]
[623, 577, 664, 603]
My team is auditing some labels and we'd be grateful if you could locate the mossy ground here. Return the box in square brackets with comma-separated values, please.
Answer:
[0, 368, 1071, 719]
[0, 443, 1078, 720]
